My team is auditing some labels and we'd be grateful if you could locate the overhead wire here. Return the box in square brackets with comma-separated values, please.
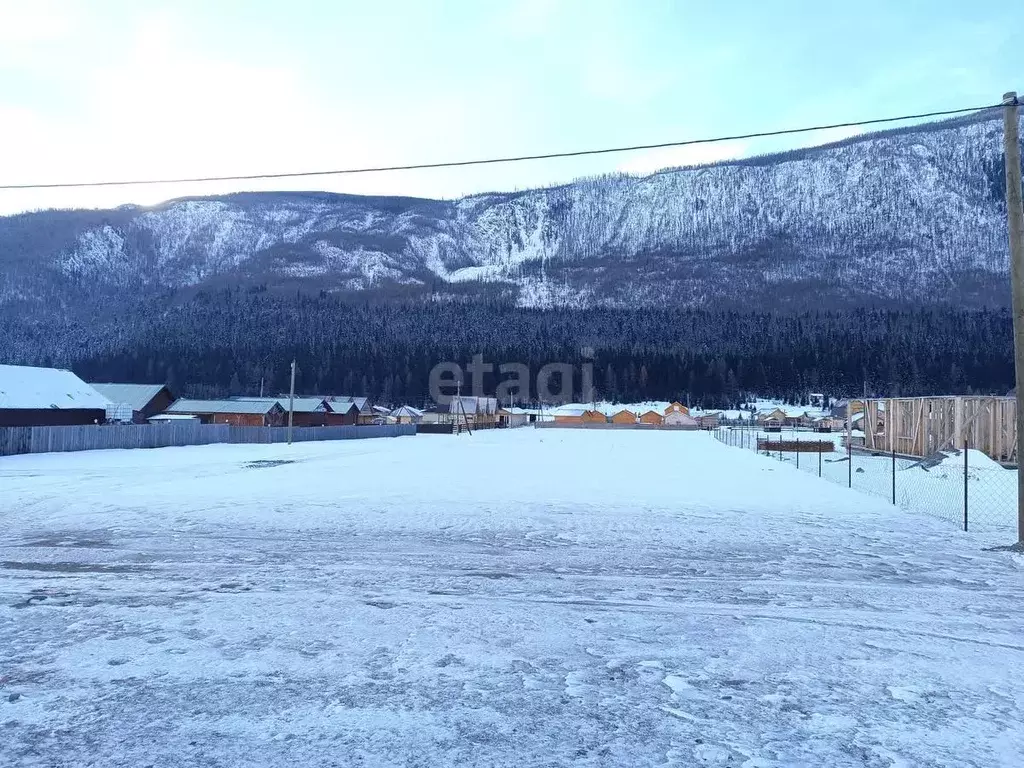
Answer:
[0, 102, 1008, 191]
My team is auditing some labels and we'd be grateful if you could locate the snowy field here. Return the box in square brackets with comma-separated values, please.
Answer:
[3, 430, 1024, 766]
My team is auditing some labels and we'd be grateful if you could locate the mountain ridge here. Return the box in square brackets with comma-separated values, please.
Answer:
[1, 108, 1019, 317]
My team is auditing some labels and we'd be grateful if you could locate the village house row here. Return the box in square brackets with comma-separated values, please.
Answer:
[0, 363, 838, 431]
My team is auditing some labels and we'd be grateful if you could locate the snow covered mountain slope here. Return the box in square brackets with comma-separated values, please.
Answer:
[0, 110, 1019, 311]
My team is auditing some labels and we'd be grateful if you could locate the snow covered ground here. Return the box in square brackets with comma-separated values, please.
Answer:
[3, 430, 1024, 766]
[722, 427, 1019, 531]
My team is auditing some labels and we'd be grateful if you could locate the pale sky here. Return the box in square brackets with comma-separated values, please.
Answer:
[0, 0, 1020, 215]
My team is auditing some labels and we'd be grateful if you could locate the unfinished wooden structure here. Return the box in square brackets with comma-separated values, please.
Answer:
[855, 397, 1017, 464]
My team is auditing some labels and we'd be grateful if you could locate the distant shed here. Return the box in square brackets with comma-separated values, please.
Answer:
[0, 364, 110, 426]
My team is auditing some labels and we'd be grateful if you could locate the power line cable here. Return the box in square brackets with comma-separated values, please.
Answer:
[0, 102, 1006, 191]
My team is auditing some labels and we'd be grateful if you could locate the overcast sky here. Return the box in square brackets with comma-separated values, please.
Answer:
[0, 0, 1020, 215]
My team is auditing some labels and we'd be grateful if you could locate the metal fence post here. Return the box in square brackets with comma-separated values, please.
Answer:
[963, 439, 969, 532]
[891, 447, 896, 505]
[796, 436, 800, 469]
[818, 446, 822, 478]
[778, 434, 782, 462]
[847, 437, 852, 489]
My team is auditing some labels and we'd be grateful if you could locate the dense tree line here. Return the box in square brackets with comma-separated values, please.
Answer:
[29, 290, 1013, 408]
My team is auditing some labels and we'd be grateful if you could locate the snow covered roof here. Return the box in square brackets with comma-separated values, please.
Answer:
[0, 364, 110, 411]
[550, 405, 589, 417]
[326, 400, 358, 414]
[758, 405, 822, 419]
[148, 413, 199, 422]
[446, 396, 498, 415]
[390, 405, 423, 417]
[328, 396, 371, 413]
[91, 383, 168, 411]
[233, 396, 327, 414]
[166, 399, 282, 415]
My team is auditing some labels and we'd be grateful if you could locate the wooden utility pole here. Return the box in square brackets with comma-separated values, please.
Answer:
[1004, 91, 1024, 542]
[287, 359, 296, 445]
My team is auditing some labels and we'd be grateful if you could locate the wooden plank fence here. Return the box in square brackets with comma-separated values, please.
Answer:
[0, 423, 415, 457]
[757, 439, 834, 453]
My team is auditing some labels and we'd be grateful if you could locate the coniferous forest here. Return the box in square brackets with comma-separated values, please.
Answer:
[19, 289, 1010, 408]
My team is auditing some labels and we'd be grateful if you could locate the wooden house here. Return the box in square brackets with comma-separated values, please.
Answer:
[91, 383, 174, 424]
[813, 416, 837, 433]
[784, 409, 813, 428]
[664, 409, 699, 428]
[611, 409, 637, 425]
[326, 396, 374, 424]
[664, 402, 690, 416]
[325, 400, 359, 425]
[351, 397, 374, 425]
[698, 411, 721, 429]
[165, 399, 286, 427]
[581, 409, 608, 424]
[552, 406, 588, 424]
[639, 410, 664, 426]
[0, 364, 110, 426]
[233, 396, 332, 427]
[759, 408, 789, 425]
[390, 405, 423, 424]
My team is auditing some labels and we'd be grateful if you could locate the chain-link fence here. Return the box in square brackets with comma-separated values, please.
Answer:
[713, 426, 1018, 532]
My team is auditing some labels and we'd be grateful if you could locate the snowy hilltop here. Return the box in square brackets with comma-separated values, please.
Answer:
[0, 110, 1020, 313]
